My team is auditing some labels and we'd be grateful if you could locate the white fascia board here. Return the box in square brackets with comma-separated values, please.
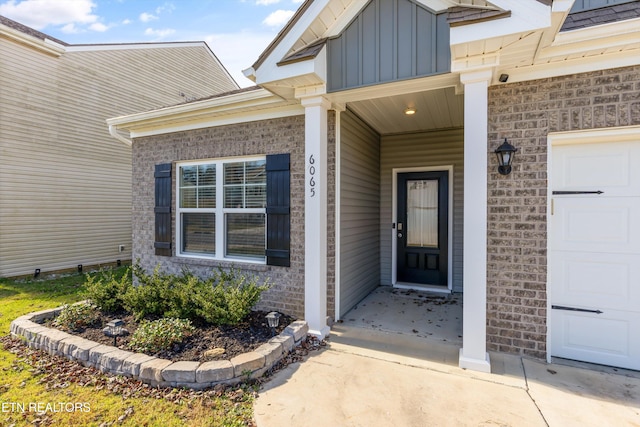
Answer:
[498, 48, 640, 84]
[326, 72, 459, 104]
[256, 47, 327, 87]
[0, 25, 65, 56]
[254, 0, 330, 85]
[414, 0, 457, 13]
[107, 88, 291, 132]
[450, 0, 550, 46]
[547, 17, 640, 52]
[127, 104, 304, 138]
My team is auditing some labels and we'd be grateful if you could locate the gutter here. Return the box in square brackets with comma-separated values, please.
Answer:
[108, 123, 132, 146]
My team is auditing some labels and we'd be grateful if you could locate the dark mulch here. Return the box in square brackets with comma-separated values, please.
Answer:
[46, 310, 294, 362]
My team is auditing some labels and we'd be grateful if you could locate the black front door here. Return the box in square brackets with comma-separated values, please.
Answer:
[397, 171, 448, 286]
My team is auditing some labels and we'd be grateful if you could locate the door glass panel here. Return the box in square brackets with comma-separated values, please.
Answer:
[407, 179, 438, 247]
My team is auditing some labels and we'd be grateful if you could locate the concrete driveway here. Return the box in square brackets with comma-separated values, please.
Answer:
[254, 327, 640, 427]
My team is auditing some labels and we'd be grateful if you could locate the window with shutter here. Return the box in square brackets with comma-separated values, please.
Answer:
[172, 154, 291, 266]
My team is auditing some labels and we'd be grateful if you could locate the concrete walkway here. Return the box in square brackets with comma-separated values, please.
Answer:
[254, 327, 640, 427]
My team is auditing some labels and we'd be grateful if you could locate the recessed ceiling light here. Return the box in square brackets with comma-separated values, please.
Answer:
[404, 107, 416, 115]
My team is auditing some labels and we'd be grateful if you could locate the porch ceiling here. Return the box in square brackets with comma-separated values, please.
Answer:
[345, 86, 464, 135]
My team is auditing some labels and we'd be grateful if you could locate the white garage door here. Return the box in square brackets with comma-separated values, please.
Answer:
[549, 137, 640, 370]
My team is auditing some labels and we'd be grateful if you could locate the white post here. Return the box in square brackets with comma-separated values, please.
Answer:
[301, 95, 331, 339]
[459, 69, 492, 373]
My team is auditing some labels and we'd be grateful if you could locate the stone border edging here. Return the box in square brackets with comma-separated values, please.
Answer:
[10, 306, 308, 389]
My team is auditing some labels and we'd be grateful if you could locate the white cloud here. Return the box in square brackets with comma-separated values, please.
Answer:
[256, 0, 280, 5]
[262, 9, 294, 27]
[139, 12, 158, 23]
[144, 27, 176, 38]
[122, 19, 132, 25]
[156, 2, 175, 14]
[89, 22, 108, 32]
[292, 0, 304, 3]
[0, 0, 98, 30]
[60, 23, 78, 34]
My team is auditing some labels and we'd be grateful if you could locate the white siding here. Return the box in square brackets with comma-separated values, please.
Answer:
[340, 110, 381, 316]
[0, 39, 237, 277]
[380, 128, 464, 292]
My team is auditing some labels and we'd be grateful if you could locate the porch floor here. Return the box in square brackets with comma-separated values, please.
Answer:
[329, 286, 464, 368]
[338, 286, 462, 344]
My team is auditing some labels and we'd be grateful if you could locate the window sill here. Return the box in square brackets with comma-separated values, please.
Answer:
[172, 256, 270, 272]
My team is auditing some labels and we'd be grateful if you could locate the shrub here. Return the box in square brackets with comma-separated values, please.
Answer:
[122, 265, 175, 320]
[124, 265, 270, 326]
[128, 318, 195, 354]
[194, 269, 270, 325]
[53, 302, 100, 331]
[82, 267, 132, 312]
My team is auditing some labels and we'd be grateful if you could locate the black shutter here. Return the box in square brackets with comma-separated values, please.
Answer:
[154, 163, 172, 257]
[266, 154, 290, 267]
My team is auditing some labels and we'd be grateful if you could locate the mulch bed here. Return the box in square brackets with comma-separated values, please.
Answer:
[46, 310, 294, 363]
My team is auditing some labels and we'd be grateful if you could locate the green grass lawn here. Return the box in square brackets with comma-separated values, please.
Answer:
[0, 268, 256, 426]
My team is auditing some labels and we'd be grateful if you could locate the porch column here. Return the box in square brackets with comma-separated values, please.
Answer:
[459, 69, 492, 373]
[301, 95, 331, 339]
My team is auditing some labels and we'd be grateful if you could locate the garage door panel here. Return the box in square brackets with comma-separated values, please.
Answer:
[550, 136, 640, 371]
[550, 309, 640, 370]
[554, 198, 640, 253]
[553, 142, 640, 197]
[549, 253, 640, 311]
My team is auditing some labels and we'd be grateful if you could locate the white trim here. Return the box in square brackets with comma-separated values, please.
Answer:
[450, 0, 550, 46]
[548, 125, 640, 146]
[391, 166, 454, 292]
[459, 72, 491, 373]
[0, 23, 65, 56]
[334, 106, 344, 321]
[175, 156, 267, 265]
[501, 50, 640, 86]
[552, 17, 640, 47]
[302, 96, 331, 339]
[128, 105, 304, 139]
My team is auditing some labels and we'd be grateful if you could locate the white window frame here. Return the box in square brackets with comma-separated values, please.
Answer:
[176, 155, 267, 264]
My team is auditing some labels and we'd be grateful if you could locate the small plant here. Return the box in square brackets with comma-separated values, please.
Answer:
[128, 318, 195, 354]
[82, 266, 132, 312]
[53, 302, 100, 331]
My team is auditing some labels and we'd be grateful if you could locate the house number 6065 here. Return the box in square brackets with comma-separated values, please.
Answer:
[308, 155, 316, 197]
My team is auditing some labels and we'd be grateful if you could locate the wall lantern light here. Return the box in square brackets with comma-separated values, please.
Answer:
[494, 138, 517, 175]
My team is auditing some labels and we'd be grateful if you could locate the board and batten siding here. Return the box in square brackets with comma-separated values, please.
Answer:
[380, 128, 464, 292]
[339, 110, 381, 317]
[0, 38, 237, 277]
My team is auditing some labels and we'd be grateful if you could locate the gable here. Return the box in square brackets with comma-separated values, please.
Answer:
[327, 0, 450, 92]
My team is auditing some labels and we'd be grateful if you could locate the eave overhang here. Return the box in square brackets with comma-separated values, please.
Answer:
[0, 22, 65, 56]
[106, 87, 303, 141]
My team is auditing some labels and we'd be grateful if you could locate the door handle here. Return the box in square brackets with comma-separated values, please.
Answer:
[397, 233, 403, 238]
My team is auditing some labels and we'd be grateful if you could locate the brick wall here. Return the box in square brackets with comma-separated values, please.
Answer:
[486, 65, 640, 358]
[132, 114, 337, 320]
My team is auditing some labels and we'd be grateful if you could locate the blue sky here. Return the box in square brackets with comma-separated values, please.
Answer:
[0, 0, 305, 87]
